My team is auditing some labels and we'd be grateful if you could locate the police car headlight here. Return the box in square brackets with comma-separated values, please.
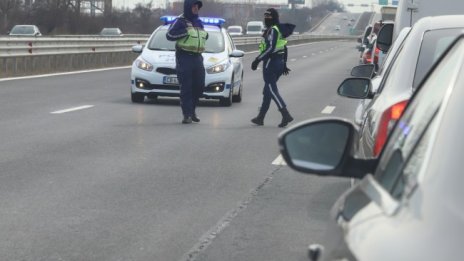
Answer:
[207, 60, 231, 74]
[135, 58, 153, 71]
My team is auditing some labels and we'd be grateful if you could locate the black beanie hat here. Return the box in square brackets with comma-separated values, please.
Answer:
[264, 8, 280, 25]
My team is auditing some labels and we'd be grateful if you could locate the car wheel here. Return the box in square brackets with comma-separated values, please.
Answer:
[219, 75, 233, 107]
[232, 73, 243, 103]
[131, 92, 145, 103]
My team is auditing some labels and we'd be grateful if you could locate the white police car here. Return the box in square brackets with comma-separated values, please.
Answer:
[130, 16, 245, 106]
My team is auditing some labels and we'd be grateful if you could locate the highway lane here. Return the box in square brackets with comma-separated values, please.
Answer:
[0, 40, 360, 260]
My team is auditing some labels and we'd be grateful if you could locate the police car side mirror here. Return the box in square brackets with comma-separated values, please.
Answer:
[132, 45, 143, 53]
[230, 50, 244, 58]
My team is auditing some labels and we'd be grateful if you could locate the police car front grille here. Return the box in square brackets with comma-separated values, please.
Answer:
[156, 67, 177, 75]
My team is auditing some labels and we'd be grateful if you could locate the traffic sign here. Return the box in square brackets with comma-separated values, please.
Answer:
[392, 0, 399, 5]
[379, 0, 388, 5]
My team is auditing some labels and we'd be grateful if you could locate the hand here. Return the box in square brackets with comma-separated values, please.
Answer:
[283, 65, 291, 76]
[251, 59, 259, 71]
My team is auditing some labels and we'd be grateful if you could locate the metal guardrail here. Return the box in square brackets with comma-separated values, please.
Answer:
[0, 34, 356, 57]
[0, 33, 356, 78]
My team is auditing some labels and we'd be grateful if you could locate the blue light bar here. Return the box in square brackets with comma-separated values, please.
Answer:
[160, 16, 226, 26]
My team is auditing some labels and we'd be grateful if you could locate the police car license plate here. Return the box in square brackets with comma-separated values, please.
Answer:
[163, 76, 179, 85]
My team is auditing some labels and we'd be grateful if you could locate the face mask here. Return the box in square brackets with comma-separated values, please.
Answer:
[264, 18, 273, 27]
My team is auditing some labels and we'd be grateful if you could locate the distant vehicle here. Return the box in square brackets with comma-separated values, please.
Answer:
[343, 16, 348, 20]
[227, 25, 243, 36]
[8, 25, 41, 36]
[246, 21, 264, 35]
[334, 25, 341, 31]
[100, 28, 123, 36]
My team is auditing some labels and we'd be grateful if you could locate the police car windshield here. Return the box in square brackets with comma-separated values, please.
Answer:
[148, 29, 225, 53]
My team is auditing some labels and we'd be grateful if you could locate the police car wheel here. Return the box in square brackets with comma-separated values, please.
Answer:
[131, 92, 145, 103]
[232, 73, 243, 103]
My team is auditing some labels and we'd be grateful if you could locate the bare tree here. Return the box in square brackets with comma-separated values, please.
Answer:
[0, 0, 20, 31]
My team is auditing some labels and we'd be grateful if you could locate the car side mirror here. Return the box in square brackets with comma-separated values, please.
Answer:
[337, 78, 372, 99]
[132, 45, 143, 53]
[377, 23, 394, 53]
[230, 50, 244, 58]
[350, 64, 375, 78]
[278, 119, 377, 178]
[279, 119, 353, 175]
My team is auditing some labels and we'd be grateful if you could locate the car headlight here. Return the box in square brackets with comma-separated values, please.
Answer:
[207, 59, 231, 74]
[135, 58, 153, 71]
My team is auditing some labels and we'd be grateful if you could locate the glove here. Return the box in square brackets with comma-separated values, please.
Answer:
[283, 64, 291, 76]
[251, 59, 260, 71]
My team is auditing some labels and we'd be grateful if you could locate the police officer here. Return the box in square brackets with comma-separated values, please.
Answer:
[166, 0, 208, 124]
[251, 8, 294, 128]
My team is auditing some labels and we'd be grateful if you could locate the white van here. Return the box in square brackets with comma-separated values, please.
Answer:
[246, 21, 264, 35]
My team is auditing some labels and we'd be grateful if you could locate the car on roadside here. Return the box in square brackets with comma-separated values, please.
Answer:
[352, 27, 411, 126]
[227, 25, 243, 36]
[8, 25, 42, 36]
[279, 33, 464, 261]
[339, 15, 464, 158]
[100, 28, 123, 36]
[334, 25, 341, 31]
[130, 16, 244, 106]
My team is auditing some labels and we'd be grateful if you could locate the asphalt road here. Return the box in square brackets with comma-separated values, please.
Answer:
[0, 40, 361, 261]
[311, 12, 360, 35]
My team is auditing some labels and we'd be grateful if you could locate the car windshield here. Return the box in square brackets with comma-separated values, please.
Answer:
[10, 26, 34, 34]
[101, 28, 120, 35]
[148, 28, 225, 53]
[247, 26, 262, 32]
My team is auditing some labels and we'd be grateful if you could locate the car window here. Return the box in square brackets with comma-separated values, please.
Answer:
[247, 26, 262, 32]
[225, 32, 234, 53]
[412, 28, 462, 90]
[149, 29, 225, 53]
[374, 41, 463, 199]
[11, 26, 34, 34]
[375, 36, 407, 94]
[378, 29, 410, 75]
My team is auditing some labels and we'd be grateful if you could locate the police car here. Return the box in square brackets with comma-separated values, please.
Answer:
[130, 16, 245, 106]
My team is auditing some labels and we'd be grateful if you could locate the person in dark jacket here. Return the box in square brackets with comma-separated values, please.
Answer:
[166, 0, 208, 124]
[250, 8, 295, 127]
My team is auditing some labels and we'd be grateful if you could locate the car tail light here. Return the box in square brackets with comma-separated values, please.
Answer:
[373, 100, 409, 156]
[373, 47, 380, 64]
[363, 50, 372, 64]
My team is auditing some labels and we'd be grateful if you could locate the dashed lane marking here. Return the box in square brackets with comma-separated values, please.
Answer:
[272, 154, 287, 165]
[321, 106, 336, 114]
[51, 105, 94, 114]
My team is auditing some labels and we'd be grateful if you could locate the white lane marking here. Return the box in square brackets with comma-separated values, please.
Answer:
[0, 66, 130, 82]
[321, 106, 336, 114]
[319, 51, 323, 53]
[51, 105, 94, 114]
[303, 55, 307, 58]
[312, 53, 315, 55]
[290, 58, 297, 62]
[272, 154, 287, 165]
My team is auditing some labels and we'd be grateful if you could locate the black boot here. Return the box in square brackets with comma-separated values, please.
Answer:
[278, 108, 294, 128]
[182, 116, 192, 124]
[251, 111, 266, 126]
[192, 114, 200, 123]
